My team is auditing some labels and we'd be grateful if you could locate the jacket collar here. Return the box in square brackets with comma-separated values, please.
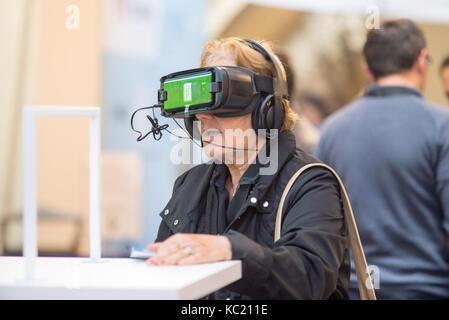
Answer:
[364, 84, 423, 98]
[160, 130, 298, 233]
[160, 164, 216, 233]
[212, 130, 297, 191]
[245, 130, 297, 207]
[216, 130, 298, 232]
[214, 130, 297, 213]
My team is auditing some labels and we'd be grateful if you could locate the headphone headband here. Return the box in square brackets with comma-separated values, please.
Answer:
[183, 38, 288, 143]
[242, 39, 289, 101]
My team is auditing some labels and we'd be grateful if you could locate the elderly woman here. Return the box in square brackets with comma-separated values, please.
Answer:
[146, 37, 350, 300]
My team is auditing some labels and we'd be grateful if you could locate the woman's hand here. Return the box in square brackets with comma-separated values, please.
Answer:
[146, 233, 232, 266]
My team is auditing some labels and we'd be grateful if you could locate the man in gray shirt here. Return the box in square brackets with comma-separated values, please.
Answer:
[315, 19, 449, 299]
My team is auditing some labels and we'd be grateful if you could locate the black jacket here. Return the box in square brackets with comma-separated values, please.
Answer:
[156, 131, 350, 299]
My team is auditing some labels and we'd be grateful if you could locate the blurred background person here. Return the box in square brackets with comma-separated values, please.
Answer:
[277, 50, 321, 154]
[315, 19, 449, 299]
[297, 92, 333, 128]
[440, 55, 449, 102]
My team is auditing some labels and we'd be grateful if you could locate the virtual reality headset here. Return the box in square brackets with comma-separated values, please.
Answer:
[158, 38, 288, 122]
[130, 39, 289, 143]
[158, 66, 276, 118]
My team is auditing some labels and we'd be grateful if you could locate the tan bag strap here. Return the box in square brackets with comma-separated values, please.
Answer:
[274, 163, 376, 300]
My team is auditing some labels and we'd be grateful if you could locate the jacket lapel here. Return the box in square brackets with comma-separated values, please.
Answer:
[159, 164, 216, 233]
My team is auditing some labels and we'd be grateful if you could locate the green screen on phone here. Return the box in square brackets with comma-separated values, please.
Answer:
[163, 72, 212, 111]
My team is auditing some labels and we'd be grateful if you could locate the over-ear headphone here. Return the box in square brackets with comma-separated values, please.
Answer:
[184, 38, 288, 145]
[243, 39, 287, 133]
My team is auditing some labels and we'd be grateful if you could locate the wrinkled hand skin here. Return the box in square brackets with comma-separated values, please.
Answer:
[146, 233, 232, 266]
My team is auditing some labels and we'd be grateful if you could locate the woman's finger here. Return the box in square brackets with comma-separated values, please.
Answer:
[151, 241, 200, 265]
[160, 247, 194, 265]
[148, 243, 178, 264]
[146, 242, 162, 252]
[146, 234, 231, 266]
[178, 251, 205, 266]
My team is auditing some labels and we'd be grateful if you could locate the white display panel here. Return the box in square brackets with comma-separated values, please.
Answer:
[22, 106, 101, 280]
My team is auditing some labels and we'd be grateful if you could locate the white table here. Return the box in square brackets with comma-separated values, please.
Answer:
[0, 257, 241, 299]
[10, 107, 243, 300]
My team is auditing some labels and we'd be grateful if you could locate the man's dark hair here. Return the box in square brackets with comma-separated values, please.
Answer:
[363, 19, 426, 79]
[440, 55, 449, 73]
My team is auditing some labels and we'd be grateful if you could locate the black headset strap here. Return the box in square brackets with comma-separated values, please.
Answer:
[254, 74, 274, 94]
[242, 39, 288, 99]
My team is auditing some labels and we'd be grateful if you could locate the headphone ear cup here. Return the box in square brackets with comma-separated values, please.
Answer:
[273, 96, 285, 131]
[252, 94, 285, 134]
[264, 95, 276, 130]
[253, 94, 275, 131]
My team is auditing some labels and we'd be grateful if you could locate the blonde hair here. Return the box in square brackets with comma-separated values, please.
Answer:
[200, 37, 298, 131]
